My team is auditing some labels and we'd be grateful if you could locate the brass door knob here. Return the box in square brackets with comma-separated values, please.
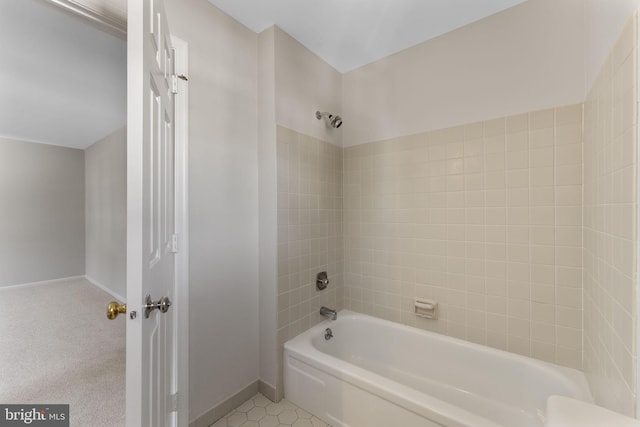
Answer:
[107, 301, 127, 320]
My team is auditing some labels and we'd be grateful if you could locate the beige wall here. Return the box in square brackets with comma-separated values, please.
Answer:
[274, 27, 343, 147]
[85, 126, 126, 300]
[0, 137, 85, 286]
[583, 14, 638, 416]
[276, 126, 344, 395]
[257, 26, 345, 400]
[164, 0, 260, 422]
[342, 0, 585, 147]
[344, 105, 584, 369]
[258, 26, 279, 397]
[584, 0, 640, 92]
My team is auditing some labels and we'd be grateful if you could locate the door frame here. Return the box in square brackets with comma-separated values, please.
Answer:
[40, 0, 126, 39]
[173, 35, 190, 427]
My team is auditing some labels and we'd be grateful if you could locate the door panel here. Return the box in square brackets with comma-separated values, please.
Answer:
[127, 0, 176, 425]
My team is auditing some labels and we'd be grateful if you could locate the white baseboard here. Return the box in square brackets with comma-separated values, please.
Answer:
[259, 379, 277, 402]
[84, 275, 126, 303]
[0, 275, 86, 291]
[0, 275, 126, 304]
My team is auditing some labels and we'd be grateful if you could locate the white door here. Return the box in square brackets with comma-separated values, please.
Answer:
[127, 0, 177, 426]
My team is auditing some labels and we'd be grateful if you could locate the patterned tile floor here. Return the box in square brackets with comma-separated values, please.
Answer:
[211, 393, 331, 427]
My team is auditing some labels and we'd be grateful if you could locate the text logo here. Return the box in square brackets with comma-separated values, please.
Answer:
[0, 405, 69, 426]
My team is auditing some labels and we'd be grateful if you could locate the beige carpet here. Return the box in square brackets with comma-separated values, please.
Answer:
[0, 277, 125, 427]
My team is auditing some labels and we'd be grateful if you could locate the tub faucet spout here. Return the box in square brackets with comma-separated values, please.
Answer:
[320, 306, 337, 320]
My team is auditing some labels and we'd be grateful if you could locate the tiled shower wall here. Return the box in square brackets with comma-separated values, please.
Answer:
[344, 105, 584, 369]
[273, 14, 638, 407]
[276, 126, 344, 393]
[583, 15, 638, 416]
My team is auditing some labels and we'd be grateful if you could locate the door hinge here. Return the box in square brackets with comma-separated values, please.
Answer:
[171, 75, 179, 94]
[171, 74, 188, 94]
[171, 234, 179, 253]
[169, 392, 178, 412]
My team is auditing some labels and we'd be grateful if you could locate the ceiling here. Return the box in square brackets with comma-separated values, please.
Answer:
[0, 0, 126, 149]
[207, 0, 529, 73]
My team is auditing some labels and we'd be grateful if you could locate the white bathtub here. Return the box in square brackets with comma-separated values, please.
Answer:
[284, 310, 592, 427]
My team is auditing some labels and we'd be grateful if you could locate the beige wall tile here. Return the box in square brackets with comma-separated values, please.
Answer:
[344, 104, 583, 370]
[342, 15, 638, 414]
[583, 13, 638, 416]
[277, 126, 344, 393]
[530, 108, 555, 130]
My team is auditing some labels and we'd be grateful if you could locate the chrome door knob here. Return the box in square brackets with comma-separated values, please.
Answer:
[144, 294, 172, 318]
